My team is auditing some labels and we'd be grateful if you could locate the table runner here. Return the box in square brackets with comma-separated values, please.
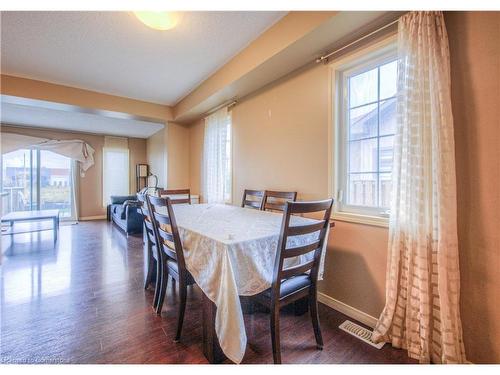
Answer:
[169, 203, 328, 363]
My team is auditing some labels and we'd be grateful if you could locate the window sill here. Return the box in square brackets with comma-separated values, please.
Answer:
[331, 211, 389, 228]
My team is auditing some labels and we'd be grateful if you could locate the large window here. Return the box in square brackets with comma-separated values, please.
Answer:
[102, 144, 129, 206]
[333, 40, 397, 223]
[1, 148, 75, 219]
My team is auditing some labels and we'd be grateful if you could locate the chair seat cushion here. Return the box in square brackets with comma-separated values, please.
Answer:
[262, 274, 311, 299]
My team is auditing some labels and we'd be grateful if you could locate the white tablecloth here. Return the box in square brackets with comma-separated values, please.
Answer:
[169, 203, 328, 363]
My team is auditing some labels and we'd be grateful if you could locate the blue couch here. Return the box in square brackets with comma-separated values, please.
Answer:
[108, 195, 143, 235]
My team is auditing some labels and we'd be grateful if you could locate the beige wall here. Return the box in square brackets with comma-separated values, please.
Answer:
[146, 122, 190, 190]
[167, 123, 190, 189]
[1, 125, 147, 218]
[186, 12, 500, 363]
[147, 128, 168, 188]
[446, 11, 500, 364]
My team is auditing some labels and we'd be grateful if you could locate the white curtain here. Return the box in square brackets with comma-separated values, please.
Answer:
[203, 107, 232, 204]
[372, 12, 466, 363]
[1, 132, 95, 173]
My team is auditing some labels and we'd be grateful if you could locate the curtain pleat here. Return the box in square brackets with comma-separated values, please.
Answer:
[372, 11, 467, 364]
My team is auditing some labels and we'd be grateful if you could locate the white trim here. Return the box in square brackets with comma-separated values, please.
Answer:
[318, 292, 378, 328]
[79, 215, 106, 221]
[332, 212, 389, 228]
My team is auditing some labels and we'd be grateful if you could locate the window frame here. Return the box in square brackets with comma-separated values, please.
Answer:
[329, 35, 397, 227]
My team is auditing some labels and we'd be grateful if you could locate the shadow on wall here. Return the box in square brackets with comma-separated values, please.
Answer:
[446, 11, 497, 364]
[320, 242, 385, 320]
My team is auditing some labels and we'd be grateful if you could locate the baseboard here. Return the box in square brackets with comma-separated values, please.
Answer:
[78, 215, 106, 221]
[318, 292, 378, 328]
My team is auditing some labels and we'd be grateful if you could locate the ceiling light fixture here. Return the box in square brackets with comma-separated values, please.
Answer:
[133, 11, 180, 31]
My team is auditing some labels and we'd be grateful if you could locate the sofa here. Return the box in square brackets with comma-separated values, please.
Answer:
[108, 195, 144, 235]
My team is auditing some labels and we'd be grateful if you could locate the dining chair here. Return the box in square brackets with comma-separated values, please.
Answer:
[146, 194, 196, 342]
[262, 190, 297, 212]
[241, 189, 265, 209]
[158, 188, 191, 205]
[137, 191, 163, 310]
[254, 198, 333, 364]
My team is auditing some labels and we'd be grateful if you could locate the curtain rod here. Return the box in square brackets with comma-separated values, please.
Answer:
[315, 18, 399, 64]
[204, 99, 238, 118]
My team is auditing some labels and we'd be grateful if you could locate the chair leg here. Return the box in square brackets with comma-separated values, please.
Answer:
[174, 279, 187, 342]
[270, 306, 282, 364]
[309, 291, 323, 350]
[152, 253, 162, 310]
[144, 242, 155, 290]
[156, 262, 168, 315]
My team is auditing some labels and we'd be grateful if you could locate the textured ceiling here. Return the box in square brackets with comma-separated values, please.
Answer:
[1, 11, 286, 105]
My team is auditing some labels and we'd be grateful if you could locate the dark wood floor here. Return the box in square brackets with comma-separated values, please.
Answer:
[0, 220, 415, 364]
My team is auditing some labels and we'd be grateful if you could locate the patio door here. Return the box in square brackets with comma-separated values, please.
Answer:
[1, 148, 76, 220]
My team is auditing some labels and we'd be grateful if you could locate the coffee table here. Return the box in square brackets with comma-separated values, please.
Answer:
[1, 209, 60, 242]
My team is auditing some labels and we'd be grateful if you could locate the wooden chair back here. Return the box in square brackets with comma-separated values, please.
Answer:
[146, 195, 188, 274]
[158, 189, 191, 205]
[137, 192, 156, 247]
[262, 190, 297, 212]
[241, 189, 264, 210]
[271, 199, 333, 298]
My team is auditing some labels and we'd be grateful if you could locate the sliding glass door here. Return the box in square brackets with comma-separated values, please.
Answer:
[1, 148, 75, 220]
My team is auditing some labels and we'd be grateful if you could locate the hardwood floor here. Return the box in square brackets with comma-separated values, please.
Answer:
[0, 220, 415, 364]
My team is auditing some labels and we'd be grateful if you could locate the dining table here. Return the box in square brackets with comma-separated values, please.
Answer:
[166, 203, 331, 364]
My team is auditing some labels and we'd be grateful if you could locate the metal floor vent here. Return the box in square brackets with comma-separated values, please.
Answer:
[339, 320, 385, 349]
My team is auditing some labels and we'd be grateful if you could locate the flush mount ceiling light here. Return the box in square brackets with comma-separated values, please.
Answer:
[133, 11, 180, 31]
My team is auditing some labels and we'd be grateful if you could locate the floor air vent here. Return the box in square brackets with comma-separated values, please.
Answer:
[339, 320, 385, 349]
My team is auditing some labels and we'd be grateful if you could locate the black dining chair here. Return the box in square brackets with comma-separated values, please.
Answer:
[254, 198, 333, 364]
[241, 189, 265, 209]
[262, 190, 297, 212]
[146, 194, 196, 342]
[137, 191, 163, 311]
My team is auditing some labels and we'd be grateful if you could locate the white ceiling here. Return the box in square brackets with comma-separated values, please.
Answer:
[0, 11, 286, 105]
[0, 98, 164, 138]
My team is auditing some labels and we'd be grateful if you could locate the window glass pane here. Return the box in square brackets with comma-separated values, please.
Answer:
[380, 60, 397, 99]
[1, 149, 34, 214]
[40, 150, 73, 218]
[349, 67, 378, 108]
[348, 173, 377, 207]
[379, 136, 394, 172]
[338, 49, 397, 216]
[349, 103, 378, 140]
[349, 138, 377, 173]
[379, 98, 397, 135]
[379, 173, 392, 208]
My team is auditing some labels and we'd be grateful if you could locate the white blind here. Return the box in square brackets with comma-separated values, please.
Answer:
[103, 136, 129, 206]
